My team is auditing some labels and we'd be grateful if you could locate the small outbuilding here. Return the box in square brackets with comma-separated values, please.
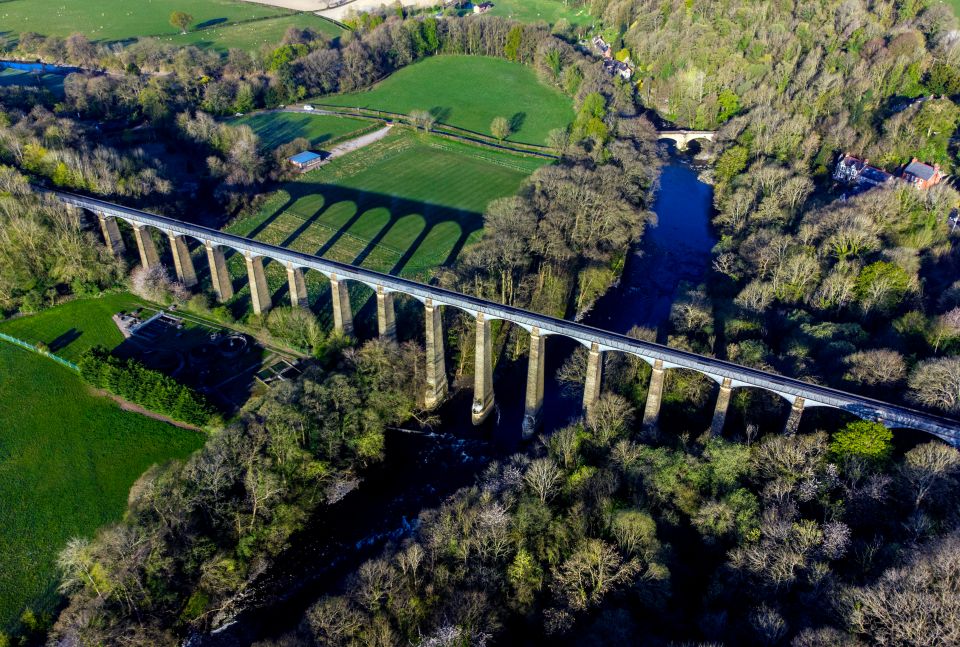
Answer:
[287, 150, 326, 173]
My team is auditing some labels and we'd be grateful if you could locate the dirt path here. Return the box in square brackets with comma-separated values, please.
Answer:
[238, 0, 439, 19]
[91, 387, 205, 432]
[317, 0, 438, 20]
[322, 123, 393, 161]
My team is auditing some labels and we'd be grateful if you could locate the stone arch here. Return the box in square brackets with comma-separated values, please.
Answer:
[656, 130, 716, 151]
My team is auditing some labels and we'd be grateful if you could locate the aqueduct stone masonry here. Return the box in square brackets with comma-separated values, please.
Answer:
[57, 190, 960, 447]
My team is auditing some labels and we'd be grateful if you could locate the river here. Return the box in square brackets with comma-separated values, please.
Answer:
[195, 150, 716, 646]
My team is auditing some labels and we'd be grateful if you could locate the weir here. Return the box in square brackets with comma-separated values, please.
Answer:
[58, 189, 960, 445]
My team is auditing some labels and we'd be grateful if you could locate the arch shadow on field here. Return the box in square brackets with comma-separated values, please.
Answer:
[223, 181, 485, 320]
[252, 181, 483, 276]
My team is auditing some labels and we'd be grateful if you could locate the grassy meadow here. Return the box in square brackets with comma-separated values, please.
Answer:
[0, 292, 144, 362]
[0, 0, 343, 51]
[162, 13, 343, 52]
[222, 129, 546, 313]
[0, 343, 204, 630]
[320, 56, 574, 146]
[0, 0, 288, 41]
[234, 111, 370, 149]
[486, 0, 593, 26]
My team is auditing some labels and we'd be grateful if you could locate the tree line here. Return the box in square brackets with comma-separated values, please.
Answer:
[77, 346, 214, 426]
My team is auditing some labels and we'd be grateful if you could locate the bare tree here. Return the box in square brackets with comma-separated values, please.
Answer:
[908, 357, 960, 414]
[524, 458, 562, 503]
[611, 509, 658, 558]
[57, 537, 105, 598]
[129, 264, 188, 304]
[549, 424, 580, 470]
[491, 116, 511, 142]
[306, 596, 364, 646]
[930, 307, 960, 352]
[409, 109, 435, 132]
[843, 349, 906, 386]
[750, 604, 789, 645]
[547, 127, 569, 152]
[735, 280, 775, 313]
[898, 442, 960, 509]
[713, 251, 742, 280]
[588, 393, 635, 445]
[551, 539, 641, 610]
[844, 531, 960, 645]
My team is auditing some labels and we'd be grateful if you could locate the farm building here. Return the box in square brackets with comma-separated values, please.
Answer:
[287, 150, 326, 173]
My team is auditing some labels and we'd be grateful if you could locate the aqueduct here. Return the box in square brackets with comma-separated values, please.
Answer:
[54, 189, 960, 447]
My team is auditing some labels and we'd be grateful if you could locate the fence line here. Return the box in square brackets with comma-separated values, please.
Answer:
[0, 331, 79, 371]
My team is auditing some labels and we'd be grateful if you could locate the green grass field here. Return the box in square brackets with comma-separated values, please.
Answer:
[0, 0, 344, 51]
[320, 56, 574, 146]
[0, 0, 289, 42]
[162, 13, 343, 52]
[487, 0, 593, 25]
[0, 343, 204, 630]
[0, 293, 144, 362]
[235, 111, 370, 150]
[223, 129, 546, 312]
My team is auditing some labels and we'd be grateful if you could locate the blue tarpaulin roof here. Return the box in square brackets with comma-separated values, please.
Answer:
[288, 151, 323, 165]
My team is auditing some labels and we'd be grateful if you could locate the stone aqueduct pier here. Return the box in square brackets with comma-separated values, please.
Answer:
[56, 190, 960, 447]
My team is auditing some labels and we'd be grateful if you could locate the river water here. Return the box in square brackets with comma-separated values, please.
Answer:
[589, 159, 715, 334]
[196, 151, 715, 646]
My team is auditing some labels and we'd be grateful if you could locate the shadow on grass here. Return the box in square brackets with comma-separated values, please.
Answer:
[252, 180, 482, 275]
[241, 113, 346, 148]
[430, 106, 452, 122]
[196, 17, 229, 29]
[49, 328, 82, 353]
[226, 181, 483, 323]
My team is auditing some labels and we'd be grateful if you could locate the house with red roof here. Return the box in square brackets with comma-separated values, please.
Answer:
[901, 158, 945, 190]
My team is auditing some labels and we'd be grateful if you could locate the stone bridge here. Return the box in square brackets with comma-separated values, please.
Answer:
[657, 130, 716, 150]
[53, 190, 960, 447]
